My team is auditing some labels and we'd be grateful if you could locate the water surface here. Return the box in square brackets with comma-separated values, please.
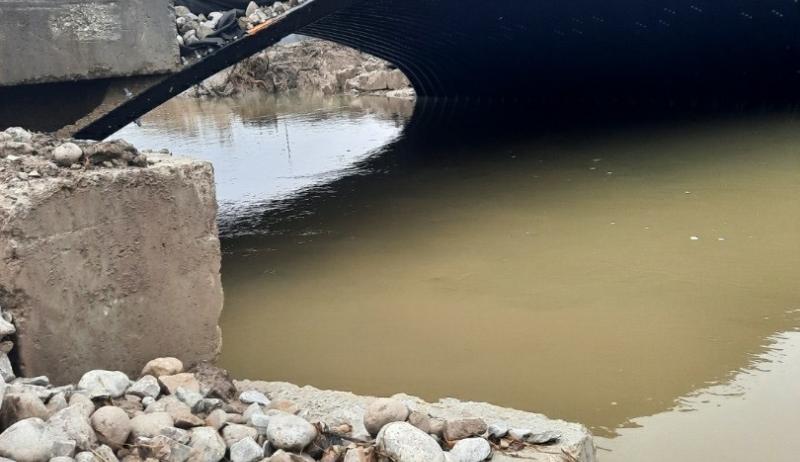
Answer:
[120, 94, 800, 461]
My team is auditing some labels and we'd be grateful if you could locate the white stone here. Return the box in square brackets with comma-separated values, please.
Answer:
[4, 127, 32, 143]
[52, 143, 83, 167]
[376, 422, 446, 462]
[176, 386, 204, 411]
[130, 412, 174, 439]
[230, 436, 263, 462]
[0, 418, 54, 462]
[0, 354, 14, 382]
[77, 370, 130, 399]
[75, 452, 94, 462]
[487, 422, 508, 439]
[449, 438, 491, 462]
[0, 315, 14, 337]
[242, 402, 264, 423]
[250, 413, 270, 435]
[51, 438, 76, 457]
[265, 412, 317, 452]
[48, 405, 98, 450]
[239, 390, 270, 406]
[128, 375, 161, 399]
[68, 393, 95, 419]
[189, 426, 226, 462]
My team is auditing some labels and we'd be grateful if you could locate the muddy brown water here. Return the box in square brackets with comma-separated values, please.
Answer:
[119, 94, 800, 461]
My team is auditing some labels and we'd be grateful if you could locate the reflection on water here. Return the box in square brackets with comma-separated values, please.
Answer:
[122, 94, 800, 461]
[116, 93, 412, 233]
[600, 330, 800, 461]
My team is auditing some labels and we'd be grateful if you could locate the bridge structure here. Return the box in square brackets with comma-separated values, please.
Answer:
[1, 0, 799, 140]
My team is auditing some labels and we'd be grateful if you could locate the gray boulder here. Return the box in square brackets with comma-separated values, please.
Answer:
[48, 405, 98, 450]
[265, 412, 317, 452]
[188, 426, 226, 462]
[230, 436, 263, 462]
[376, 421, 446, 462]
[0, 418, 53, 462]
[128, 375, 161, 399]
[77, 370, 130, 399]
[130, 411, 174, 439]
[449, 437, 491, 462]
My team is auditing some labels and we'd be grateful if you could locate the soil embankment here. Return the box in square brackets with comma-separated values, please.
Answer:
[189, 38, 414, 98]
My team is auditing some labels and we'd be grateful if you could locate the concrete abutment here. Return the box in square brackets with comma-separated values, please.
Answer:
[0, 155, 224, 384]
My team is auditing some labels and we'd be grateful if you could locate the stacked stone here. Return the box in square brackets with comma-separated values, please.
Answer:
[0, 353, 561, 462]
[0, 127, 151, 183]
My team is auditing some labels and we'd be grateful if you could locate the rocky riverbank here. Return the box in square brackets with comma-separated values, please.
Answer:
[188, 39, 413, 99]
[0, 352, 595, 462]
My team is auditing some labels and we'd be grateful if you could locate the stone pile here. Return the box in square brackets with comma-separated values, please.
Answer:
[175, 0, 307, 59]
[0, 352, 564, 462]
[0, 127, 151, 183]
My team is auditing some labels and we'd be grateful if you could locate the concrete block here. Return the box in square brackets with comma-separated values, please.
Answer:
[0, 156, 223, 384]
[0, 0, 180, 86]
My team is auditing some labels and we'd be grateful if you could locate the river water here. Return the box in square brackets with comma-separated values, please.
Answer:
[118, 93, 800, 461]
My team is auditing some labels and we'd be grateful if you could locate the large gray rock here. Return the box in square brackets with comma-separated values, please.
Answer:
[230, 436, 263, 462]
[68, 393, 95, 419]
[91, 405, 132, 449]
[78, 370, 131, 399]
[363, 398, 409, 436]
[0, 418, 53, 462]
[188, 426, 226, 462]
[449, 438, 491, 462]
[265, 413, 317, 452]
[48, 405, 98, 450]
[130, 412, 174, 439]
[376, 422, 446, 462]
[128, 375, 161, 399]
